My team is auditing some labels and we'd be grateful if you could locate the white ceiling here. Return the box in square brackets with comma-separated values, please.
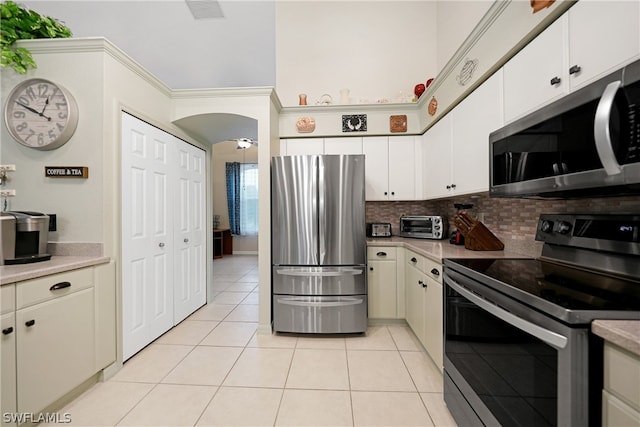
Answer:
[23, 1, 277, 90]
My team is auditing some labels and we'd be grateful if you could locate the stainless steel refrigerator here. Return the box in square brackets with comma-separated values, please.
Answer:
[271, 154, 367, 333]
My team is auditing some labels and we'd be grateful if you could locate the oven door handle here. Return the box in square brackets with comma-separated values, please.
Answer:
[447, 277, 568, 349]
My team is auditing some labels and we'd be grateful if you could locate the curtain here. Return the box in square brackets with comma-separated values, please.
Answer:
[225, 162, 241, 235]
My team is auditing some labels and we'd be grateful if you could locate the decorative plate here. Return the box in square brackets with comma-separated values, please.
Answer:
[390, 115, 407, 133]
[428, 97, 438, 116]
[296, 116, 316, 133]
[342, 114, 367, 132]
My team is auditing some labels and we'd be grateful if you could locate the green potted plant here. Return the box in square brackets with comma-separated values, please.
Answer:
[0, 1, 72, 74]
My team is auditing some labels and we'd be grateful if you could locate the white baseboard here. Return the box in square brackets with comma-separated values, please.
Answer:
[231, 251, 259, 255]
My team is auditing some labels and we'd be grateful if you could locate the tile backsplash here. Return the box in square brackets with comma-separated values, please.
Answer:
[366, 193, 640, 257]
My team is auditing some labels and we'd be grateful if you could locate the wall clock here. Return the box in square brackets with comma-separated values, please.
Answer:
[4, 78, 79, 150]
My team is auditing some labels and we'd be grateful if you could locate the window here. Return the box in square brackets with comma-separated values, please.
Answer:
[226, 162, 259, 236]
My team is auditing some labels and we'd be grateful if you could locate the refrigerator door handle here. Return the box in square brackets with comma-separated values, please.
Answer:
[276, 296, 364, 307]
[275, 268, 364, 277]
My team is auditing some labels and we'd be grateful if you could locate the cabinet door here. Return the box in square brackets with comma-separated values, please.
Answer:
[284, 138, 324, 155]
[388, 136, 416, 200]
[423, 115, 452, 199]
[17, 288, 95, 415]
[1, 312, 16, 427]
[363, 136, 390, 201]
[173, 139, 207, 324]
[568, 0, 640, 90]
[503, 16, 567, 123]
[451, 71, 503, 196]
[405, 264, 426, 342]
[324, 137, 362, 155]
[423, 277, 443, 371]
[121, 112, 174, 360]
[367, 260, 397, 319]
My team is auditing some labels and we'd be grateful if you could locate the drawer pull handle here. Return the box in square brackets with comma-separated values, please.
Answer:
[25, 320, 35, 327]
[430, 268, 440, 276]
[376, 251, 387, 257]
[2, 327, 13, 335]
[410, 257, 417, 263]
[418, 280, 427, 288]
[569, 64, 581, 75]
[50, 281, 71, 291]
[550, 76, 561, 86]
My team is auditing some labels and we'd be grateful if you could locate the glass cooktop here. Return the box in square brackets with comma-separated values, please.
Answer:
[447, 258, 640, 313]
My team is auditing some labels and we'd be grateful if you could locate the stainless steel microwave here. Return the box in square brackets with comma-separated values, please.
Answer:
[490, 58, 640, 198]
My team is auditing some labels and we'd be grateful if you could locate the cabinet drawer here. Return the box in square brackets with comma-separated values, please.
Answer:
[367, 247, 397, 260]
[16, 268, 93, 309]
[406, 251, 426, 272]
[424, 258, 442, 284]
[1, 285, 15, 315]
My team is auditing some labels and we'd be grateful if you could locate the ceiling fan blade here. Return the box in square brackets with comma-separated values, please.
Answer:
[185, 0, 224, 19]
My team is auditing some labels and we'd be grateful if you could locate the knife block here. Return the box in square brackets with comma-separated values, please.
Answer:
[463, 221, 504, 251]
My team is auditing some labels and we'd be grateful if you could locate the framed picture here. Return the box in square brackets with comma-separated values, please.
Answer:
[342, 114, 367, 132]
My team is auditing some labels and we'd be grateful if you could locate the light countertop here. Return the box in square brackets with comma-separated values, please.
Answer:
[1, 256, 110, 285]
[592, 320, 640, 357]
[367, 236, 529, 262]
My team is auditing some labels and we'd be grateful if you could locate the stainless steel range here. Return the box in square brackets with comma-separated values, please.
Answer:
[443, 214, 640, 426]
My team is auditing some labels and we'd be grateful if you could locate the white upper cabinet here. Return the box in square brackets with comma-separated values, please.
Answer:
[503, 17, 567, 123]
[504, 1, 640, 123]
[568, 0, 640, 91]
[324, 137, 363, 155]
[281, 138, 325, 155]
[423, 71, 502, 199]
[363, 136, 417, 201]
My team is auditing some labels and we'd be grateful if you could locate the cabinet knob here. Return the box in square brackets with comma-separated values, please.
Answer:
[2, 327, 13, 335]
[418, 280, 427, 288]
[446, 185, 451, 190]
[369, 267, 374, 271]
[451, 184, 456, 189]
[569, 65, 581, 75]
[50, 281, 71, 291]
[550, 76, 561, 86]
[159, 242, 165, 248]
[376, 251, 387, 257]
[25, 319, 35, 327]
[410, 257, 417, 263]
[184, 238, 189, 243]
[391, 191, 395, 195]
[430, 268, 440, 276]
[384, 191, 388, 195]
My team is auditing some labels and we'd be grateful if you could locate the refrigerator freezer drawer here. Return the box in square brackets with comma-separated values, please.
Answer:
[272, 266, 366, 295]
[273, 295, 367, 333]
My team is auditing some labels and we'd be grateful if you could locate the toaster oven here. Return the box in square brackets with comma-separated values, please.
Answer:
[399, 215, 448, 239]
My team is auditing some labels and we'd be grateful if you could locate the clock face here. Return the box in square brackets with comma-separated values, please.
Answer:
[4, 78, 78, 150]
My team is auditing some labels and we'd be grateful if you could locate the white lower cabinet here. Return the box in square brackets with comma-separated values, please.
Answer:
[1, 285, 16, 427]
[404, 249, 443, 370]
[602, 342, 640, 426]
[367, 247, 400, 319]
[17, 288, 95, 415]
[1, 264, 116, 423]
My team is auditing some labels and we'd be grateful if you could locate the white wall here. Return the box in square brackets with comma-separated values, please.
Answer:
[275, 1, 438, 107]
[436, 1, 493, 71]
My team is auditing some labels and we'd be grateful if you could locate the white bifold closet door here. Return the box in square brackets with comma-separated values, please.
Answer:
[121, 112, 206, 361]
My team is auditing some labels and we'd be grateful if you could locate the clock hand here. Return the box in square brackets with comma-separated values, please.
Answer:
[40, 97, 49, 114]
[15, 100, 51, 121]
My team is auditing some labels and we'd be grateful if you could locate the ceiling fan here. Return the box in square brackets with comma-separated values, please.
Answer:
[185, 0, 224, 19]
[235, 138, 258, 149]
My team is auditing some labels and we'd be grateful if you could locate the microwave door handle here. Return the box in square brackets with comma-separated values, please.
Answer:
[446, 276, 568, 349]
[594, 80, 623, 176]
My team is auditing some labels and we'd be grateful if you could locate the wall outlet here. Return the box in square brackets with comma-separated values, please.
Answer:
[0, 165, 16, 172]
[0, 189, 16, 197]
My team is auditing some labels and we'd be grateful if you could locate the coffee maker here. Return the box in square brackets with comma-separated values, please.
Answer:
[0, 211, 51, 265]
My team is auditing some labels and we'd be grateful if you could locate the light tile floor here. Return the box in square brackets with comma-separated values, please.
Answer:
[42, 255, 457, 427]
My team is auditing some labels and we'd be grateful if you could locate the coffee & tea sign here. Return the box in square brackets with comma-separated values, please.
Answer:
[45, 166, 89, 178]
